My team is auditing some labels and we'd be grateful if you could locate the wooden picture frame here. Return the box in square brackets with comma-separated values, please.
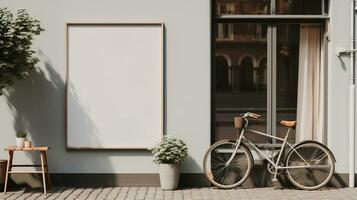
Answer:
[65, 22, 164, 150]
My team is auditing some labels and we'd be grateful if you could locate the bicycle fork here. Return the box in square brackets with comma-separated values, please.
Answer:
[225, 129, 245, 166]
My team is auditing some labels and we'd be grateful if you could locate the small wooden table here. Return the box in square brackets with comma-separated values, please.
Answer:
[3, 146, 51, 194]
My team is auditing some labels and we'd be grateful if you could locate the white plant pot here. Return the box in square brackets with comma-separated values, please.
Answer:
[158, 164, 179, 190]
[16, 137, 25, 148]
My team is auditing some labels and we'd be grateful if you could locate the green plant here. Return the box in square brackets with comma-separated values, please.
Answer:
[0, 8, 44, 95]
[16, 130, 27, 138]
[150, 135, 188, 165]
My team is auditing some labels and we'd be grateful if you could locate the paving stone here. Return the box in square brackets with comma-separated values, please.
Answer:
[66, 188, 84, 200]
[54, 187, 75, 200]
[106, 187, 121, 200]
[2, 187, 357, 199]
[87, 187, 102, 200]
[3, 189, 26, 200]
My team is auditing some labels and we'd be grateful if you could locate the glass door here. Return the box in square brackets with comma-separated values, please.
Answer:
[276, 24, 300, 143]
[214, 23, 269, 143]
[213, 22, 322, 144]
[212, 0, 327, 146]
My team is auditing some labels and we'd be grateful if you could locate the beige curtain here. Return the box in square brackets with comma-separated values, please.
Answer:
[296, 25, 325, 142]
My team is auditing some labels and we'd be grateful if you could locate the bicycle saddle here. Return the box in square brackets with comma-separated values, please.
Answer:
[280, 120, 296, 128]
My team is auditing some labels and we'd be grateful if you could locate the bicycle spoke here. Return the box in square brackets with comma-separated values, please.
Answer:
[214, 167, 225, 181]
[204, 141, 252, 188]
[314, 153, 328, 164]
[289, 169, 306, 184]
[212, 154, 227, 163]
[229, 164, 245, 178]
[286, 143, 334, 190]
[311, 149, 324, 161]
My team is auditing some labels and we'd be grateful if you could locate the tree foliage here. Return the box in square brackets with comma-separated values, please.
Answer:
[0, 8, 44, 95]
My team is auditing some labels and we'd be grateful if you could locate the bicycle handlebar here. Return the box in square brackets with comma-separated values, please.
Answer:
[242, 112, 261, 119]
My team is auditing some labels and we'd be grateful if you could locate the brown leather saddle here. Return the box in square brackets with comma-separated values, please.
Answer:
[280, 120, 297, 129]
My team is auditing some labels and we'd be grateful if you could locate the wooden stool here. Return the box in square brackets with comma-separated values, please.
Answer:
[3, 146, 51, 194]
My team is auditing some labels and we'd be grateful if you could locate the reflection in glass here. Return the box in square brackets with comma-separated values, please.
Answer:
[214, 23, 268, 143]
[216, 56, 230, 91]
[215, 0, 323, 15]
[257, 57, 267, 91]
[239, 57, 254, 91]
[276, 0, 322, 15]
[215, 0, 270, 16]
[276, 24, 299, 143]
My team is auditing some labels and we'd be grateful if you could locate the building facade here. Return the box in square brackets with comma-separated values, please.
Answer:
[0, 0, 355, 187]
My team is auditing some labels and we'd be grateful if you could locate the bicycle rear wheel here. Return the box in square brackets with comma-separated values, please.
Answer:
[285, 142, 335, 190]
[203, 140, 253, 189]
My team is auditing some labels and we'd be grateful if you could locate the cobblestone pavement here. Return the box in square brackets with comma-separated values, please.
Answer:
[1, 187, 357, 200]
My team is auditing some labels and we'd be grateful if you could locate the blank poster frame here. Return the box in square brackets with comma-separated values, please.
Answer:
[65, 22, 164, 150]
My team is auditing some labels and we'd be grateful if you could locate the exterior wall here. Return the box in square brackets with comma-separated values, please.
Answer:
[327, 0, 352, 174]
[0, 0, 210, 174]
[0, 0, 356, 186]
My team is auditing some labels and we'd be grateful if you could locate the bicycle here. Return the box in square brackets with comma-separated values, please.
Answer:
[203, 112, 336, 190]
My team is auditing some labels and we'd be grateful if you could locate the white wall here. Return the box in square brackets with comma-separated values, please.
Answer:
[1, 0, 355, 178]
[327, 0, 353, 174]
[0, 0, 210, 173]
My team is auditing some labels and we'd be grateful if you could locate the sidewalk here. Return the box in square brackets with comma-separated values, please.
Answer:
[1, 187, 357, 200]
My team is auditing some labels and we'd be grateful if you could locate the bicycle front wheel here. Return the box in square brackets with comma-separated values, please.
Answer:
[285, 142, 335, 190]
[203, 140, 253, 189]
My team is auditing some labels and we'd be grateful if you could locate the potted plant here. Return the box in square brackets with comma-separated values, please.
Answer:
[16, 130, 27, 148]
[150, 136, 188, 190]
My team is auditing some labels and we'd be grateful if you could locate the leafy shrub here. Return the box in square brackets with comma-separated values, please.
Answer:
[150, 136, 188, 165]
[16, 130, 27, 138]
[0, 8, 44, 95]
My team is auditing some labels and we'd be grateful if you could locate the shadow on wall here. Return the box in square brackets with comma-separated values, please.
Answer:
[4, 50, 116, 187]
[179, 155, 210, 187]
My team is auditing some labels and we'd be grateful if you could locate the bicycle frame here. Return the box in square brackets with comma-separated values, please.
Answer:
[226, 118, 310, 181]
